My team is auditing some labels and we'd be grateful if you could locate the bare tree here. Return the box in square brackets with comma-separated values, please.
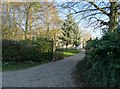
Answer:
[60, 1, 119, 32]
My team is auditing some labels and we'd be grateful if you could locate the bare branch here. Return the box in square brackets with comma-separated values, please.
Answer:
[89, 2, 109, 16]
[78, 12, 103, 22]
[89, 16, 109, 25]
[70, 7, 109, 15]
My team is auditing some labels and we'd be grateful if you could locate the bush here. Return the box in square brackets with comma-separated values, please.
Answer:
[55, 49, 64, 60]
[2, 37, 53, 63]
[77, 31, 120, 87]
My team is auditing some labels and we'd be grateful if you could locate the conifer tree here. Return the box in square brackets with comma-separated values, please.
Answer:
[61, 14, 81, 49]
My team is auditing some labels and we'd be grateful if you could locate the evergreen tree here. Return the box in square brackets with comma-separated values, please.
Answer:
[72, 22, 81, 49]
[60, 14, 81, 49]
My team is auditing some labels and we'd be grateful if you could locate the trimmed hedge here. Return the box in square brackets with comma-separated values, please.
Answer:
[2, 38, 53, 63]
[76, 31, 120, 87]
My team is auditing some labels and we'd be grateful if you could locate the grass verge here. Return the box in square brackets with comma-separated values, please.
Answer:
[2, 49, 80, 71]
[2, 61, 50, 71]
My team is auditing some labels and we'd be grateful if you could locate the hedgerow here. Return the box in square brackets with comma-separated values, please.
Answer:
[2, 37, 53, 63]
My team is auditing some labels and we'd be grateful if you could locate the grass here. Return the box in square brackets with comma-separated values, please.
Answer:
[56, 49, 80, 58]
[63, 49, 80, 57]
[2, 49, 80, 71]
[2, 61, 50, 71]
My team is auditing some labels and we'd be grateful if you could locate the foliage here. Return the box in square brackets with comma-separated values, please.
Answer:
[60, 14, 81, 47]
[54, 48, 64, 60]
[2, 37, 53, 63]
[76, 30, 120, 87]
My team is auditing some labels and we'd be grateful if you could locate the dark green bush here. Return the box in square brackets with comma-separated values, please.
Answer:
[2, 37, 53, 63]
[55, 48, 64, 60]
[77, 31, 120, 87]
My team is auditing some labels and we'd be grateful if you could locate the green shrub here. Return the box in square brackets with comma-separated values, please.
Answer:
[77, 31, 120, 87]
[2, 37, 53, 63]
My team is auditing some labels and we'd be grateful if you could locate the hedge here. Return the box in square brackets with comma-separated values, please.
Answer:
[2, 38, 53, 63]
[76, 30, 120, 87]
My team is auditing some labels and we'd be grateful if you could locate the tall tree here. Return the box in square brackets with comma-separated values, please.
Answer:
[23, 2, 42, 39]
[3, 2, 42, 39]
[2, 2, 61, 40]
[2, 2, 19, 40]
[40, 2, 61, 37]
[72, 23, 81, 49]
[60, 14, 81, 49]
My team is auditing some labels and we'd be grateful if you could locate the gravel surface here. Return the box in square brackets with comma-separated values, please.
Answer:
[2, 52, 85, 87]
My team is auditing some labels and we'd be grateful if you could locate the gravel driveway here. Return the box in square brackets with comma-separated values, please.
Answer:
[2, 52, 85, 87]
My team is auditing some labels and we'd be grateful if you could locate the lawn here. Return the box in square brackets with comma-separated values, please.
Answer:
[56, 49, 80, 59]
[2, 49, 80, 71]
[2, 61, 49, 71]
[64, 49, 80, 56]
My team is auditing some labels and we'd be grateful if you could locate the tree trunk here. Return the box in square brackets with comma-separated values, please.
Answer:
[29, 8, 32, 39]
[66, 44, 68, 50]
[52, 40, 56, 61]
[25, 15, 28, 39]
[47, 22, 50, 38]
[75, 46, 77, 50]
[108, 2, 118, 32]
[25, 7, 29, 39]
